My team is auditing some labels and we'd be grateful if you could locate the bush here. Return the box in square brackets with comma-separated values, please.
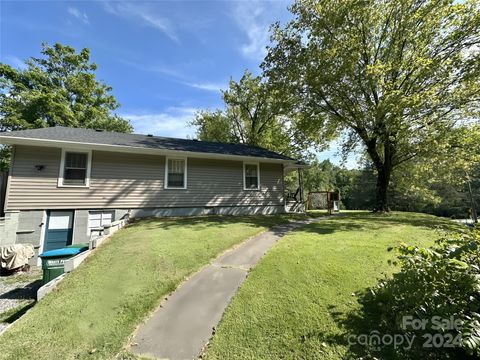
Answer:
[357, 228, 480, 359]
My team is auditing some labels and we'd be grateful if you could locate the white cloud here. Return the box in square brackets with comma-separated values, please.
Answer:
[67, 7, 89, 24]
[120, 59, 226, 92]
[184, 81, 226, 92]
[119, 59, 186, 78]
[122, 107, 198, 138]
[4, 55, 26, 69]
[102, 1, 178, 42]
[233, 1, 271, 61]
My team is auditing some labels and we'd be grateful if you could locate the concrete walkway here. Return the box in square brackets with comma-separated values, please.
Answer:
[131, 218, 320, 360]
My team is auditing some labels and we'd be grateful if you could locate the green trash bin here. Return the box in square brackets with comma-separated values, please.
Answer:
[39, 246, 87, 284]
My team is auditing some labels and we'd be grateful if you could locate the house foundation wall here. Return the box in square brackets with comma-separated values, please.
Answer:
[16, 210, 45, 245]
[1, 206, 285, 256]
[130, 205, 284, 218]
[0, 210, 45, 247]
[0, 211, 20, 246]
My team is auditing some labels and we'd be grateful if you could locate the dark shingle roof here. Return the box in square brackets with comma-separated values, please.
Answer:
[0, 127, 295, 161]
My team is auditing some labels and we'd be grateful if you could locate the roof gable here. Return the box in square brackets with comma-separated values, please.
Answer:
[0, 127, 296, 162]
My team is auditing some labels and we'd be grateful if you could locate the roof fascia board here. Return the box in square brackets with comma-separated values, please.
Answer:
[283, 164, 311, 174]
[0, 136, 295, 165]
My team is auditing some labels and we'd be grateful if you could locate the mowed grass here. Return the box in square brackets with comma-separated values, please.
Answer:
[205, 212, 459, 359]
[0, 215, 292, 360]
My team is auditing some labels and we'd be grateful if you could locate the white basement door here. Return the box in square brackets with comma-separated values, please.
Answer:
[88, 211, 114, 234]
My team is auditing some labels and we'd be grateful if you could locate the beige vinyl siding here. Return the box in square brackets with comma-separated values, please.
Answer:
[6, 145, 284, 210]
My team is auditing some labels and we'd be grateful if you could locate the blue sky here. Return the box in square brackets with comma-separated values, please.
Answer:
[0, 0, 358, 168]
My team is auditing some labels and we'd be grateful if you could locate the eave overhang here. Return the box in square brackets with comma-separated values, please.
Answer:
[0, 135, 298, 166]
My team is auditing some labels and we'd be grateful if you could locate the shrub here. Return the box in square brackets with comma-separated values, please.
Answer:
[357, 228, 480, 359]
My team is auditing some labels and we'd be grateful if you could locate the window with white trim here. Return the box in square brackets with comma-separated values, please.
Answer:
[165, 158, 187, 189]
[244, 163, 260, 190]
[59, 150, 91, 187]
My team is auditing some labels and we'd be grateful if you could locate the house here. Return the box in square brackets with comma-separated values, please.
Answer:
[0, 127, 305, 256]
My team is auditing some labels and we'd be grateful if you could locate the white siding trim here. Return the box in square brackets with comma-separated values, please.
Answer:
[243, 162, 260, 191]
[164, 157, 188, 190]
[4, 145, 15, 212]
[71, 209, 77, 244]
[58, 149, 92, 188]
[37, 210, 47, 266]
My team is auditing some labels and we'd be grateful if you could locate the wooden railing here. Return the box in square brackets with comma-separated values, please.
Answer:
[285, 188, 300, 202]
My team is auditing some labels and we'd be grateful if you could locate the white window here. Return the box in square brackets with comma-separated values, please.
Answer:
[165, 157, 187, 189]
[88, 211, 114, 234]
[58, 149, 92, 187]
[243, 162, 260, 190]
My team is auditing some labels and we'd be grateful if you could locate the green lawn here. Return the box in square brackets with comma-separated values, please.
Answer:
[0, 215, 292, 360]
[204, 212, 459, 359]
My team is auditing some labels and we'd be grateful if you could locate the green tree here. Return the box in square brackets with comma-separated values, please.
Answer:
[299, 159, 375, 210]
[303, 159, 338, 193]
[264, 0, 480, 211]
[0, 43, 132, 169]
[191, 70, 311, 156]
[390, 124, 480, 218]
[192, 109, 233, 144]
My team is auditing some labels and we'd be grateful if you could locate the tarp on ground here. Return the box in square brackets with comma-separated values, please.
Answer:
[0, 244, 35, 270]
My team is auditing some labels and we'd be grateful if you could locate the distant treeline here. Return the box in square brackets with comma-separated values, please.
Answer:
[287, 160, 479, 219]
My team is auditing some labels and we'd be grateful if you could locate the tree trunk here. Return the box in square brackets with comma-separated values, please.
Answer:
[365, 138, 393, 213]
[375, 165, 391, 212]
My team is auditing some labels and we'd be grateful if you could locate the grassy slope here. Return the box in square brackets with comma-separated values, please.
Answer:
[0, 215, 290, 360]
[205, 212, 459, 359]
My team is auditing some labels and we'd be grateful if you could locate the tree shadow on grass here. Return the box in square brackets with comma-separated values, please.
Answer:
[296, 212, 459, 238]
[127, 214, 302, 232]
[0, 279, 42, 301]
[123, 212, 458, 240]
[341, 212, 459, 230]
[0, 279, 41, 326]
[300, 221, 365, 235]
[0, 301, 36, 324]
